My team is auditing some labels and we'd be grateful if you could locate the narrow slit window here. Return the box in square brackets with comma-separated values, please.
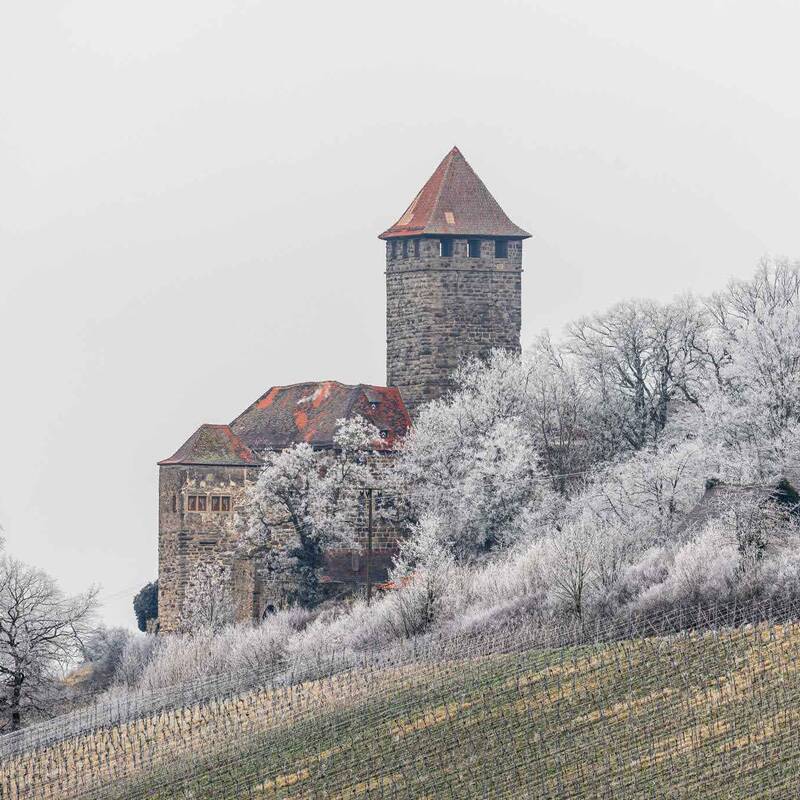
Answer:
[439, 238, 452, 257]
[171, 494, 177, 512]
[468, 239, 481, 258]
[413, 239, 420, 257]
[495, 239, 508, 258]
[402, 239, 408, 258]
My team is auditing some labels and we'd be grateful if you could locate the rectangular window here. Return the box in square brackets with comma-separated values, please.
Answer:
[495, 239, 508, 258]
[171, 494, 177, 512]
[413, 239, 420, 257]
[468, 239, 481, 258]
[221, 496, 231, 512]
[402, 239, 408, 258]
[196, 495, 207, 511]
[439, 238, 452, 257]
[188, 495, 197, 511]
[211, 496, 221, 511]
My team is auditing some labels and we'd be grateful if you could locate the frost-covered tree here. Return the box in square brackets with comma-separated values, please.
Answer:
[700, 258, 800, 472]
[0, 556, 97, 731]
[398, 351, 563, 558]
[386, 514, 456, 637]
[182, 563, 235, 631]
[238, 417, 382, 607]
[566, 297, 707, 452]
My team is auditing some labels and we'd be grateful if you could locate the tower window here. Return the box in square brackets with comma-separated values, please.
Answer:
[495, 239, 508, 259]
[402, 239, 408, 258]
[439, 238, 452, 257]
[413, 239, 420, 257]
[468, 239, 481, 258]
[394, 240, 403, 258]
[172, 494, 177, 512]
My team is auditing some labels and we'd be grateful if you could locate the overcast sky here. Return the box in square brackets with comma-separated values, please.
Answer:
[2, 1, 800, 629]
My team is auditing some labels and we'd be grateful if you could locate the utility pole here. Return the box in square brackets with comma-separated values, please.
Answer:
[365, 487, 373, 605]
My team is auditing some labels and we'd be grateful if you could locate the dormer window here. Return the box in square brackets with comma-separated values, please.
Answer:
[369, 400, 380, 409]
[468, 239, 481, 258]
[495, 239, 508, 258]
[439, 238, 452, 257]
[380, 429, 389, 438]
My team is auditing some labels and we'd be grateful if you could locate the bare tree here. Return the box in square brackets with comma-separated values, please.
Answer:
[181, 563, 235, 632]
[0, 556, 97, 732]
[566, 298, 707, 452]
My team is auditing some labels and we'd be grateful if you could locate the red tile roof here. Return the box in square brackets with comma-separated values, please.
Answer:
[379, 146, 531, 240]
[158, 424, 259, 466]
[229, 381, 411, 451]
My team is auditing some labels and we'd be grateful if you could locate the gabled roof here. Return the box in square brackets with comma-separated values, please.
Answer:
[379, 146, 531, 240]
[229, 381, 411, 451]
[158, 424, 259, 467]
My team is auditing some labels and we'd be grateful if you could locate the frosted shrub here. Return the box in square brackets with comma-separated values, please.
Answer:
[115, 633, 161, 688]
[285, 599, 396, 671]
[759, 541, 800, 602]
[181, 563, 235, 632]
[631, 524, 741, 615]
[135, 608, 312, 691]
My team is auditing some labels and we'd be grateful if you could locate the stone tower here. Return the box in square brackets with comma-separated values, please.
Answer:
[380, 146, 530, 414]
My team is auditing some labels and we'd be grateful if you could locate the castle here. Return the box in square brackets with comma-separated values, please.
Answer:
[157, 146, 530, 631]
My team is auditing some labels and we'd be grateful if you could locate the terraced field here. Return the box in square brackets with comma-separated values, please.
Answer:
[4, 620, 800, 798]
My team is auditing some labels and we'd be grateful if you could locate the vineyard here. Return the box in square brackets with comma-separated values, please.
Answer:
[3, 602, 800, 798]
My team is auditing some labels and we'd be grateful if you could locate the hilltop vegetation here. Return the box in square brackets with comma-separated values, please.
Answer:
[8, 258, 800, 799]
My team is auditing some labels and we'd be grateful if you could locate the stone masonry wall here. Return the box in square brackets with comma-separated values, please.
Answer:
[386, 236, 522, 414]
[158, 465, 259, 633]
[159, 455, 403, 631]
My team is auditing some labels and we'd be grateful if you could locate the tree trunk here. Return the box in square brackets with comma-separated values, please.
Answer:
[10, 672, 23, 732]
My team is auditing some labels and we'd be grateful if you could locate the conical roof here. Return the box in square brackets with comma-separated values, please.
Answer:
[379, 146, 530, 240]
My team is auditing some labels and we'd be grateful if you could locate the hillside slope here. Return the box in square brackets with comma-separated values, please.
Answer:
[3, 620, 800, 799]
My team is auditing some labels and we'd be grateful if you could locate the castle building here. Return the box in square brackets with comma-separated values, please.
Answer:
[157, 147, 528, 631]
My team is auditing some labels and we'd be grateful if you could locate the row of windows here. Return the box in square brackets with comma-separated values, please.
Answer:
[173, 494, 232, 512]
[389, 238, 509, 259]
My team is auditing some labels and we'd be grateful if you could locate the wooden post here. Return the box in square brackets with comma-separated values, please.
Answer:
[366, 487, 373, 605]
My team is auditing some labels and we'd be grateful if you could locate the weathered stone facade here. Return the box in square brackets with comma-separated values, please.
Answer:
[158, 465, 259, 633]
[157, 459, 402, 633]
[386, 236, 523, 413]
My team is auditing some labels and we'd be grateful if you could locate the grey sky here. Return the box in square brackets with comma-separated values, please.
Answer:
[2, 1, 800, 629]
